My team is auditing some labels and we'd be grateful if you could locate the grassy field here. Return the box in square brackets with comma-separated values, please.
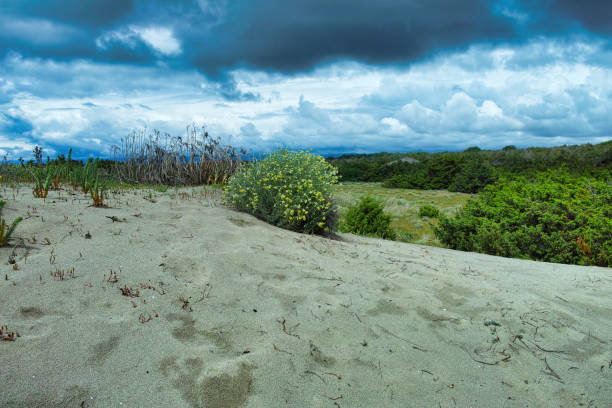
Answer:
[333, 182, 472, 245]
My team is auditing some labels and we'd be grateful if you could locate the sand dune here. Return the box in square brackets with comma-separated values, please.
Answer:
[1, 185, 611, 407]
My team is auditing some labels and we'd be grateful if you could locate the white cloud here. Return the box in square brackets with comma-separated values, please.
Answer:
[397, 101, 441, 134]
[2, 37, 612, 158]
[96, 29, 137, 50]
[380, 117, 408, 136]
[479, 100, 504, 118]
[96, 26, 181, 56]
[440, 92, 479, 131]
[130, 26, 181, 56]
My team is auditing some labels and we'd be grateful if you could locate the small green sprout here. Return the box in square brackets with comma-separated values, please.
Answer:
[0, 201, 23, 246]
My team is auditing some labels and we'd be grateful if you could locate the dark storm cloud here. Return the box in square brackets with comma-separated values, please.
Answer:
[549, 0, 612, 34]
[3, 0, 612, 77]
[189, 0, 518, 75]
[4, 0, 135, 28]
[0, 2, 154, 64]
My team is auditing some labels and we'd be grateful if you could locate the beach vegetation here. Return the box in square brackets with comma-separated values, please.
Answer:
[418, 204, 440, 218]
[341, 195, 396, 240]
[435, 170, 612, 266]
[333, 182, 469, 244]
[0, 201, 23, 247]
[80, 159, 100, 193]
[331, 140, 612, 193]
[89, 174, 108, 207]
[50, 267, 76, 280]
[111, 125, 244, 186]
[29, 165, 53, 198]
[224, 149, 339, 235]
[0, 325, 17, 341]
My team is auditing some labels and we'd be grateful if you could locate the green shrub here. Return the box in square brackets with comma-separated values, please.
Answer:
[224, 149, 339, 235]
[418, 204, 440, 218]
[435, 170, 612, 266]
[449, 156, 497, 193]
[342, 196, 396, 240]
[0, 201, 22, 246]
[397, 231, 414, 242]
[383, 172, 426, 189]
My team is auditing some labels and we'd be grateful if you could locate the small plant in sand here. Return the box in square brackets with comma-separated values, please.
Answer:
[28, 166, 53, 198]
[342, 196, 396, 240]
[89, 175, 108, 207]
[51, 148, 73, 190]
[69, 165, 86, 192]
[224, 149, 339, 235]
[418, 204, 440, 218]
[0, 325, 17, 341]
[50, 267, 76, 280]
[81, 159, 100, 194]
[68, 167, 80, 191]
[0, 200, 23, 246]
[50, 165, 65, 190]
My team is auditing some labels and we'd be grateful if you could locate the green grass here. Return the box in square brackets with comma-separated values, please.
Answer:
[333, 182, 471, 245]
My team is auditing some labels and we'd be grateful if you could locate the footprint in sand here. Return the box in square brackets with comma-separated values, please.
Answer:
[11, 306, 65, 340]
[159, 355, 254, 408]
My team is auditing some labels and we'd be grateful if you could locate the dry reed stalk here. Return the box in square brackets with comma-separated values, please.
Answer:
[111, 125, 246, 186]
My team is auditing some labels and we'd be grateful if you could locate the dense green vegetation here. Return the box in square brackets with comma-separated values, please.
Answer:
[418, 204, 440, 218]
[329, 142, 612, 266]
[329, 141, 612, 193]
[435, 170, 612, 267]
[341, 196, 396, 240]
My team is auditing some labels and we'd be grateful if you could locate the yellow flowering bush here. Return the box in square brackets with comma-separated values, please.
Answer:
[224, 149, 339, 235]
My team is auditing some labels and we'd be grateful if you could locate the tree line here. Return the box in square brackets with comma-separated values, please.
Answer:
[328, 141, 612, 193]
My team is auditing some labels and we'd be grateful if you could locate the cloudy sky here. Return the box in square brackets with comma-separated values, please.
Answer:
[1, 0, 611, 159]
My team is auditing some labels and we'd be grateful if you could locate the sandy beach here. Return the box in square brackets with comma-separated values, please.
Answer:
[1, 184, 610, 407]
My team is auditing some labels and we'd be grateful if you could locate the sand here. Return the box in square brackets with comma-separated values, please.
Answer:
[1, 184, 611, 407]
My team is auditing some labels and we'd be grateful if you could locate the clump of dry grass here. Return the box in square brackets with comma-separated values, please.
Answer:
[111, 125, 245, 186]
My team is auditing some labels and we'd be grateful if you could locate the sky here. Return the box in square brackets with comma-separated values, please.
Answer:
[1, 0, 612, 159]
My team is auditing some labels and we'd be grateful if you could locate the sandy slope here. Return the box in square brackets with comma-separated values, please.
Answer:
[1, 185, 610, 407]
